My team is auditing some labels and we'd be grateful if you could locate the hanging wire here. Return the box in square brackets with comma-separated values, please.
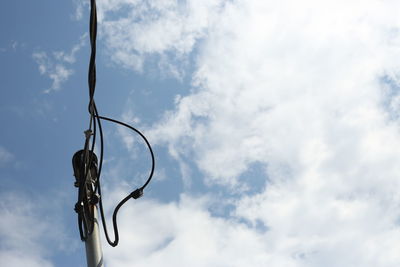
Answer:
[96, 114, 154, 247]
[73, 0, 155, 246]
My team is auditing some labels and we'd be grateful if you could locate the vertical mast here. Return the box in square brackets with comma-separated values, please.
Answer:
[85, 203, 104, 267]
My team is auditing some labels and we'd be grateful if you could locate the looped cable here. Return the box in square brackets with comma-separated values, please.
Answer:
[73, 0, 155, 248]
[95, 114, 155, 247]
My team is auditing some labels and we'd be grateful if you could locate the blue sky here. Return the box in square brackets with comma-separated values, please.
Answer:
[2, 0, 400, 266]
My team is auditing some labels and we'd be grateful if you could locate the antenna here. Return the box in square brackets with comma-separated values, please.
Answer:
[72, 1, 155, 266]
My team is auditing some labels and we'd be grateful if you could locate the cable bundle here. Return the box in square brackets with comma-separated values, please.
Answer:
[72, 0, 155, 247]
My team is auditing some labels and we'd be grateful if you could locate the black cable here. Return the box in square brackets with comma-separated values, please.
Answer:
[74, 0, 155, 247]
[93, 103, 104, 194]
[88, 0, 97, 102]
[78, 0, 98, 240]
[84, 0, 98, 188]
[97, 115, 155, 190]
[79, 108, 97, 238]
[85, 0, 98, 186]
[74, 0, 99, 244]
[94, 114, 155, 246]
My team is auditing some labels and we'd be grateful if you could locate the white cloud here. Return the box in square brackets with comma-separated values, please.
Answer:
[11, 41, 18, 51]
[103, 192, 269, 267]
[99, 0, 400, 266]
[103, 188, 398, 267]
[148, 0, 400, 185]
[153, 167, 167, 182]
[53, 34, 86, 64]
[72, 0, 88, 21]
[0, 191, 79, 267]
[0, 251, 53, 267]
[97, 0, 226, 72]
[0, 193, 54, 267]
[32, 34, 86, 93]
[116, 107, 142, 152]
[0, 146, 13, 166]
[0, 41, 26, 53]
[104, 0, 400, 267]
[32, 51, 73, 93]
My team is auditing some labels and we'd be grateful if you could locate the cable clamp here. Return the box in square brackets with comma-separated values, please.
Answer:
[90, 193, 100, 205]
[74, 202, 84, 214]
[84, 129, 93, 139]
[130, 188, 143, 199]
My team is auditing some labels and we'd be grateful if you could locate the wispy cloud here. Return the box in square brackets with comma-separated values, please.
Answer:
[148, 0, 400, 184]
[0, 40, 25, 53]
[102, 0, 400, 265]
[32, 34, 86, 93]
[0, 146, 14, 167]
[116, 107, 142, 152]
[72, 0, 88, 21]
[103, 192, 268, 267]
[0, 191, 79, 267]
[97, 0, 225, 74]
[82, 0, 400, 265]
[32, 51, 73, 93]
[0, 193, 54, 267]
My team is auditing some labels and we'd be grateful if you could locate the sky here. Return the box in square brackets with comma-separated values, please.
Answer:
[1, 0, 400, 266]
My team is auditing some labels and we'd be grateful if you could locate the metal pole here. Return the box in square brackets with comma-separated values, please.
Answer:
[85, 204, 104, 267]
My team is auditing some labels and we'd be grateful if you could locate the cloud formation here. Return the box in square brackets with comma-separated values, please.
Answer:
[102, 191, 400, 267]
[149, 0, 400, 185]
[0, 146, 14, 167]
[32, 34, 86, 93]
[96, 0, 400, 266]
[72, 0, 88, 21]
[97, 0, 225, 75]
[0, 193, 54, 267]
[103, 192, 268, 267]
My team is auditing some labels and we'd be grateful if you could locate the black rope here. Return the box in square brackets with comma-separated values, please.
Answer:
[73, 0, 155, 247]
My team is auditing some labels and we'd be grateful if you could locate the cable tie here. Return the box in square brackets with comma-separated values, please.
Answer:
[130, 188, 143, 199]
